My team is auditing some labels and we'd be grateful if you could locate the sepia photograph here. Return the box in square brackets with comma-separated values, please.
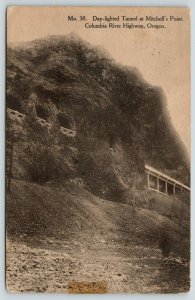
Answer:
[6, 6, 190, 293]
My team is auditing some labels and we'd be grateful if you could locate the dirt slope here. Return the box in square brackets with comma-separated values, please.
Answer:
[6, 180, 190, 293]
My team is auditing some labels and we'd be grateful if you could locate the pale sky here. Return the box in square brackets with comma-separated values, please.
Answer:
[7, 7, 191, 153]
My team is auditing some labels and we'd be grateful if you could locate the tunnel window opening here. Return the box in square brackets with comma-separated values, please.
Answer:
[57, 113, 73, 130]
[36, 105, 48, 121]
[175, 186, 182, 194]
[159, 179, 166, 193]
[167, 182, 174, 195]
[145, 165, 190, 196]
[149, 174, 157, 190]
[7, 95, 22, 113]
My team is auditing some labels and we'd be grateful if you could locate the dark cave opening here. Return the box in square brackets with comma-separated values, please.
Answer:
[57, 113, 74, 130]
[7, 95, 23, 113]
[36, 105, 48, 121]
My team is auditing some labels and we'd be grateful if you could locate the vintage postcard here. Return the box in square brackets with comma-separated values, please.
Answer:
[6, 7, 190, 293]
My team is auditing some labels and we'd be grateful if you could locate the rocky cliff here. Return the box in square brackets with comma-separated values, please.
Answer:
[6, 34, 190, 203]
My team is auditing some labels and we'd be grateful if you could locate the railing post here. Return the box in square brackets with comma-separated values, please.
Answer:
[147, 172, 150, 189]
[165, 180, 168, 194]
[157, 177, 159, 193]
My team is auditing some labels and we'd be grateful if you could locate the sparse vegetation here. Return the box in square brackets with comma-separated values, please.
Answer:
[159, 228, 172, 257]
[24, 143, 72, 183]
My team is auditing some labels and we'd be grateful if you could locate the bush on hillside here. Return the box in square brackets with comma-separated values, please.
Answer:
[159, 227, 172, 257]
[24, 143, 73, 184]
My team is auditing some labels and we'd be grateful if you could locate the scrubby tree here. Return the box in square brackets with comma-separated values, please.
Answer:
[22, 114, 74, 184]
[159, 227, 172, 258]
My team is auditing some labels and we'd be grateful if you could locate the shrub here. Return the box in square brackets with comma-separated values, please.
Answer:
[148, 198, 156, 210]
[24, 143, 73, 183]
[159, 228, 172, 257]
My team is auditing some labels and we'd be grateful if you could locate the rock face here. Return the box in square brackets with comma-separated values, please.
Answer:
[6, 34, 190, 203]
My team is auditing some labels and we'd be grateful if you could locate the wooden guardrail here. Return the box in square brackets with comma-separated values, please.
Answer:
[7, 108, 76, 137]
